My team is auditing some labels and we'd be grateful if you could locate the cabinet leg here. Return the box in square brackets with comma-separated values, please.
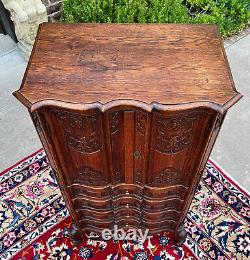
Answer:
[173, 223, 187, 247]
[69, 223, 83, 245]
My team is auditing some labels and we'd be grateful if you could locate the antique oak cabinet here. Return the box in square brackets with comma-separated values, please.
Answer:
[14, 23, 242, 245]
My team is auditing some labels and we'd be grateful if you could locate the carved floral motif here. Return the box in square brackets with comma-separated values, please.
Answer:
[109, 111, 122, 183]
[65, 132, 100, 154]
[52, 110, 98, 131]
[155, 113, 197, 154]
[135, 171, 143, 184]
[150, 167, 182, 186]
[112, 171, 122, 184]
[51, 110, 101, 154]
[136, 111, 147, 136]
[75, 167, 107, 186]
[109, 111, 119, 134]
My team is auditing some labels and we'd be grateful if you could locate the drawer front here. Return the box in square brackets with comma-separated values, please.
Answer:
[67, 185, 111, 200]
[115, 208, 141, 221]
[113, 197, 142, 210]
[144, 198, 183, 211]
[112, 184, 143, 199]
[78, 209, 114, 221]
[114, 219, 141, 228]
[144, 185, 188, 200]
[142, 220, 175, 231]
[142, 210, 180, 222]
[74, 198, 112, 211]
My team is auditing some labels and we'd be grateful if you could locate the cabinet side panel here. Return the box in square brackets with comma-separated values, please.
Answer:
[30, 111, 83, 233]
[176, 112, 224, 226]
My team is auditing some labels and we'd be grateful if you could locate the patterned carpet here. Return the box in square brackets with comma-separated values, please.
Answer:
[0, 149, 249, 259]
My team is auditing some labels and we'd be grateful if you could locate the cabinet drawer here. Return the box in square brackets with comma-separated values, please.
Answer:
[142, 210, 180, 222]
[74, 198, 112, 211]
[112, 184, 143, 199]
[80, 219, 114, 230]
[67, 185, 111, 199]
[142, 220, 175, 230]
[144, 185, 188, 200]
[115, 208, 141, 221]
[114, 218, 141, 229]
[78, 209, 114, 221]
[113, 197, 142, 209]
[144, 198, 183, 211]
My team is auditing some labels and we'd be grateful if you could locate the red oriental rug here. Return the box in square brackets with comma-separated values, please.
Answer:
[0, 149, 249, 259]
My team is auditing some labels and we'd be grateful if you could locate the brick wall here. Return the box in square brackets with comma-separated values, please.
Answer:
[41, 0, 62, 22]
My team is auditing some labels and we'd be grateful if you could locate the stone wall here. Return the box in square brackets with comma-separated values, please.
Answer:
[41, 0, 62, 22]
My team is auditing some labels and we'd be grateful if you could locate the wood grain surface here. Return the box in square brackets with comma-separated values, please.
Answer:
[14, 23, 241, 111]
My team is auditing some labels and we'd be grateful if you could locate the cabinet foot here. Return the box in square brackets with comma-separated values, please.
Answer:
[69, 223, 83, 245]
[173, 223, 187, 247]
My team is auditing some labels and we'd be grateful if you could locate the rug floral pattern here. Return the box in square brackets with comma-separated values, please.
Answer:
[0, 149, 249, 259]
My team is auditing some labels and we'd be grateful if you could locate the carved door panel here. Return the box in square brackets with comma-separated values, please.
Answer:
[39, 107, 108, 185]
[148, 108, 217, 189]
[35, 105, 217, 234]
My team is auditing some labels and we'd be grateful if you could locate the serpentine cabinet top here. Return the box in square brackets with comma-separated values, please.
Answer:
[14, 23, 242, 112]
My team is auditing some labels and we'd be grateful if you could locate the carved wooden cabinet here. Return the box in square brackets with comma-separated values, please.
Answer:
[14, 23, 242, 245]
